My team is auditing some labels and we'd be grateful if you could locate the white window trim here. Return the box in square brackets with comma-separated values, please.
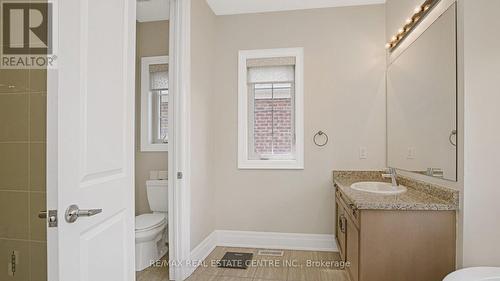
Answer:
[141, 55, 169, 152]
[238, 48, 304, 169]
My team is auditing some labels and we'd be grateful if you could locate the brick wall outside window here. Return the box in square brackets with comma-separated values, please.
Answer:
[253, 98, 293, 155]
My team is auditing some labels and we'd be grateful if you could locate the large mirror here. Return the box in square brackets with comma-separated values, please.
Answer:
[387, 3, 457, 181]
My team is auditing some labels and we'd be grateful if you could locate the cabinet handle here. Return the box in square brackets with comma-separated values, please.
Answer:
[339, 214, 346, 233]
[338, 214, 342, 231]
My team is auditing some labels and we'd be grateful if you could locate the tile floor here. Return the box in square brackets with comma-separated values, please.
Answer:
[188, 247, 349, 281]
[136, 247, 349, 281]
[136, 254, 170, 281]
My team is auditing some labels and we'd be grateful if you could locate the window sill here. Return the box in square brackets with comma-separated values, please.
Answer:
[238, 159, 304, 170]
[141, 143, 168, 152]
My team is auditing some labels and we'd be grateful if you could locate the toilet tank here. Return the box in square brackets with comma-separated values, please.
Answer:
[146, 180, 168, 212]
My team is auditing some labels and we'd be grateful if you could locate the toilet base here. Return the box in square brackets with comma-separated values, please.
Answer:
[135, 228, 168, 271]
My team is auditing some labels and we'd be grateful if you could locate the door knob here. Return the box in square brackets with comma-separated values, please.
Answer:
[65, 204, 102, 223]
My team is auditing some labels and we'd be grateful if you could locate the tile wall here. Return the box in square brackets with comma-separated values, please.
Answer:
[0, 67, 47, 281]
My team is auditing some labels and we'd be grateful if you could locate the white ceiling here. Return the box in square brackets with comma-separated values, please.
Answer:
[206, 0, 386, 16]
[137, 0, 169, 22]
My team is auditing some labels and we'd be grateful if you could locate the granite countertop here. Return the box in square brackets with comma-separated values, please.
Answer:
[333, 171, 459, 211]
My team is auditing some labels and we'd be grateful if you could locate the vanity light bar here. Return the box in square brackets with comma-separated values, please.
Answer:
[386, 0, 439, 51]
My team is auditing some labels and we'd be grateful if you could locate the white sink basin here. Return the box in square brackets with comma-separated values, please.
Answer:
[350, 181, 407, 195]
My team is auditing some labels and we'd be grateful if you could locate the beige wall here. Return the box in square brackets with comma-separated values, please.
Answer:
[462, 0, 500, 267]
[212, 5, 386, 234]
[135, 20, 169, 215]
[190, 0, 217, 249]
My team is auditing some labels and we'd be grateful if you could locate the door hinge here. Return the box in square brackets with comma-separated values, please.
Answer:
[177, 172, 183, 179]
[9, 251, 18, 277]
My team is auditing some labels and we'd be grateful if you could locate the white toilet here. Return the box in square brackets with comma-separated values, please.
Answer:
[135, 179, 168, 271]
[443, 267, 500, 281]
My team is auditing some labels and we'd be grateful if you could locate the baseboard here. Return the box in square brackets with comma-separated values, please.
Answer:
[186, 231, 217, 277]
[215, 230, 338, 252]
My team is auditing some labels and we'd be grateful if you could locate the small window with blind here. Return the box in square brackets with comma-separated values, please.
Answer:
[140, 56, 169, 151]
[238, 48, 304, 169]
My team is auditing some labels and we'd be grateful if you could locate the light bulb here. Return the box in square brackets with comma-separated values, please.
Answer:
[406, 18, 413, 24]
[385, 43, 392, 49]
[414, 5, 423, 13]
[398, 28, 405, 34]
[391, 36, 397, 42]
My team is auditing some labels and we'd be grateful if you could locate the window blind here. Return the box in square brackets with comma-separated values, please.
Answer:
[149, 63, 169, 90]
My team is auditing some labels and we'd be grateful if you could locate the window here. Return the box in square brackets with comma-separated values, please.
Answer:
[141, 56, 169, 151]
[238, 48, 304, 169]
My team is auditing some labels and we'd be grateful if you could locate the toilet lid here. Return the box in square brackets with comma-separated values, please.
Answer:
[135, 214, 166, 231]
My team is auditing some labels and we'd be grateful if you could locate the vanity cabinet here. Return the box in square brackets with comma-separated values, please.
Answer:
[335, 186, 456, 281]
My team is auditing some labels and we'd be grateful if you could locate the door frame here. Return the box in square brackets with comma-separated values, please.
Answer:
[168, 0, 192, 280]
[46, 67, 59, 281]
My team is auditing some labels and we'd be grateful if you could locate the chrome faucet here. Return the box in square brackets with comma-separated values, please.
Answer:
[382, 168, 399, 187]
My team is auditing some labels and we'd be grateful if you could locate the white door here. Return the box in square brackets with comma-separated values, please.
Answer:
[47, 0, 136, 281]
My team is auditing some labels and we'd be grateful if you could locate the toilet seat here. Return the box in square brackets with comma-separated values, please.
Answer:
[135, 213, 166, 232]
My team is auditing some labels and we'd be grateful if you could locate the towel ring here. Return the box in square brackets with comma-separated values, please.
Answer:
[313, 131, 329, 147]
[449, 129, 457, 147]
